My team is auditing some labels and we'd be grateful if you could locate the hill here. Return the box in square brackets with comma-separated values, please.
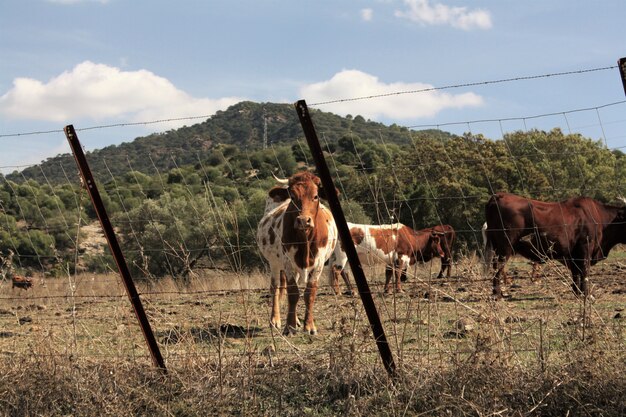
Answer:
[8, 101, 453, 184]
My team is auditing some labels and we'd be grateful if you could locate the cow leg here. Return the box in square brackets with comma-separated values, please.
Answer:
[269, 272, 283, 329]
[303, 278, 319, 335]
[340, 270, 356, 296]
[492, 256, 507, 299]
[492, 270, 503, 299]
[437, 256, 451, 279]
[502, 267, 512, 285]
[569, 260, 590, 298]
[284, 277, 300, 335]
[400, 268, 408, 283]
[394, 260, 405, 293]
[279, 270, 287, 299]
[384, 266, 393, 294]
[330, 265, 342, 295]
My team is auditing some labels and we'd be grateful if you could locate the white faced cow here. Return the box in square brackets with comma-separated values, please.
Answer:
[329, 222, 445, 295]
[256, 171, 338, 335]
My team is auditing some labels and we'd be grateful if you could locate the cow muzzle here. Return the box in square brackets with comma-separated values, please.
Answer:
[295, 215, 314, 231]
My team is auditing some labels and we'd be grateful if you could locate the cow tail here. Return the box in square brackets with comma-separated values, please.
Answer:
[481, 223, 495, 275]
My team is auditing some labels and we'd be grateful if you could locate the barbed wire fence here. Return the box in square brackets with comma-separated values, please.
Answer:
[0, 65, 624, 373]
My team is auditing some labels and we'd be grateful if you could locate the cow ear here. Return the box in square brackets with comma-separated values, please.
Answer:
[268, 186, 290, 202]
[319, 186, 340, 200]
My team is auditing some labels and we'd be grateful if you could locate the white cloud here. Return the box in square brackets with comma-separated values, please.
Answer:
[361, 8, 374, 22]
[395, 0, 492, 30]
[299, 69, 483, 120]
[0, 61, 244, 129]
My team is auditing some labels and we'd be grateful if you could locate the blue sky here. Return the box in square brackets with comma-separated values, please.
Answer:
[1, 0, 625, 174]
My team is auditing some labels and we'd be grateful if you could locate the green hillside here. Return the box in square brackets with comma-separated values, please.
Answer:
[9, 101, 451, 184]
[1, 101, 624, 279]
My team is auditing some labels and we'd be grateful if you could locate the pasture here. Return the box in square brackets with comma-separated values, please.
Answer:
[0, 254, 624, 416]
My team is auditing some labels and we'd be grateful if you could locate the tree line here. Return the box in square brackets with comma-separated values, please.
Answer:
[2, 118, 624, 280]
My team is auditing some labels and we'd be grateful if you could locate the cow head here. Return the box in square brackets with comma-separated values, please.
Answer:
[269, 171, 337, 232]
[430, 231, 446, 258]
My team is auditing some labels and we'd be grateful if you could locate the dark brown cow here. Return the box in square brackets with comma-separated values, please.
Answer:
[12, 275, 33, 290]
[398, 224, 456, 282]
[329, 222, 445, 295]
[484, 192, 626, 298]
[482, 222, 542, 284]
[429, 224, 456, 278]
[256, 172, 338, 335]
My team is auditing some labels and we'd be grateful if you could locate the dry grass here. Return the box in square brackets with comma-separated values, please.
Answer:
[0, 256, 624, 416]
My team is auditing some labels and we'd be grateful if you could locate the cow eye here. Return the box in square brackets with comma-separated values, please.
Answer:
[314, 195, 319, 201]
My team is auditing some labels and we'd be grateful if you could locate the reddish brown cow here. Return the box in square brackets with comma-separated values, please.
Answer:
[484, 192, 626, 298]
[482, 222, 542, 284]
[12, 275, 33, 290]
[329, 222, 445, 295]
[429, 224, 456, 278]
[398, 224, 456, 282]
[256, 172, 338, 335]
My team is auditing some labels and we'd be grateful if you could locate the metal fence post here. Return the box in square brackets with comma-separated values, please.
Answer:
[618, 57, 626, 97]
[64, 125, 166, 372]
[294, 100, 396, 377]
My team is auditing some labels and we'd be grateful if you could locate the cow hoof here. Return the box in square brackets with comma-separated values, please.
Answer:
[270, 320, 282, 330]
[305, 327, 317, 335]
[283, 325, 298, 336]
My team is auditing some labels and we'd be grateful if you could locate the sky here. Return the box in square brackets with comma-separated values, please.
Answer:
[1, 0, 625, 174]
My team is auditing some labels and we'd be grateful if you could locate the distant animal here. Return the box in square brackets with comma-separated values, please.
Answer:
[12, 275, 33, 290]
[484, 192, 626, 298]
[256, 171, 338, 335]
[329, 222, 445, 295]
[421, 224, 456, 279]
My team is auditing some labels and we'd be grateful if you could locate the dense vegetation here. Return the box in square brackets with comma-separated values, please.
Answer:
[2, 101, 625, 278]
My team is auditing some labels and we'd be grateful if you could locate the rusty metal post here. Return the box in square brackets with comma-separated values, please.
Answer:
[619, 57, 626, 96]
[294, 100, 396, 376]
[64, 125, 166, 372]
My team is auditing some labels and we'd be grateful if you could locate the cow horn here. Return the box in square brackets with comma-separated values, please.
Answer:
[271, 173, 289, 185]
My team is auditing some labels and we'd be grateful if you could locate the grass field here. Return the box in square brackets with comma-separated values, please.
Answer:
[0, 255, 624, 416]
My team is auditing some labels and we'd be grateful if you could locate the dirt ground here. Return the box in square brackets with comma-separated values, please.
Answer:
[1, 255, 623, 363]
[0, 255, 624, 415]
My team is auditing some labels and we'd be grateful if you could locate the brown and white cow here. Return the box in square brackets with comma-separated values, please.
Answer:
[329, 222, 445, 295]
[484, 192, 626, 298]
[256, 171, 338, 335]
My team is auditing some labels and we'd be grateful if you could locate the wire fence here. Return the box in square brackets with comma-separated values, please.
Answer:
[0, 67, 625, 372]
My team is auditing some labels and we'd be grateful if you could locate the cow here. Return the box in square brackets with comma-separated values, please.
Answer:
[484, 192, 626, 299]
[12, 275, 33, 290]
[430, 224, 455, 279]
[329, 222, 445, 295]
[482, 222, 542, 284]
[256, 171, 338, 335]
